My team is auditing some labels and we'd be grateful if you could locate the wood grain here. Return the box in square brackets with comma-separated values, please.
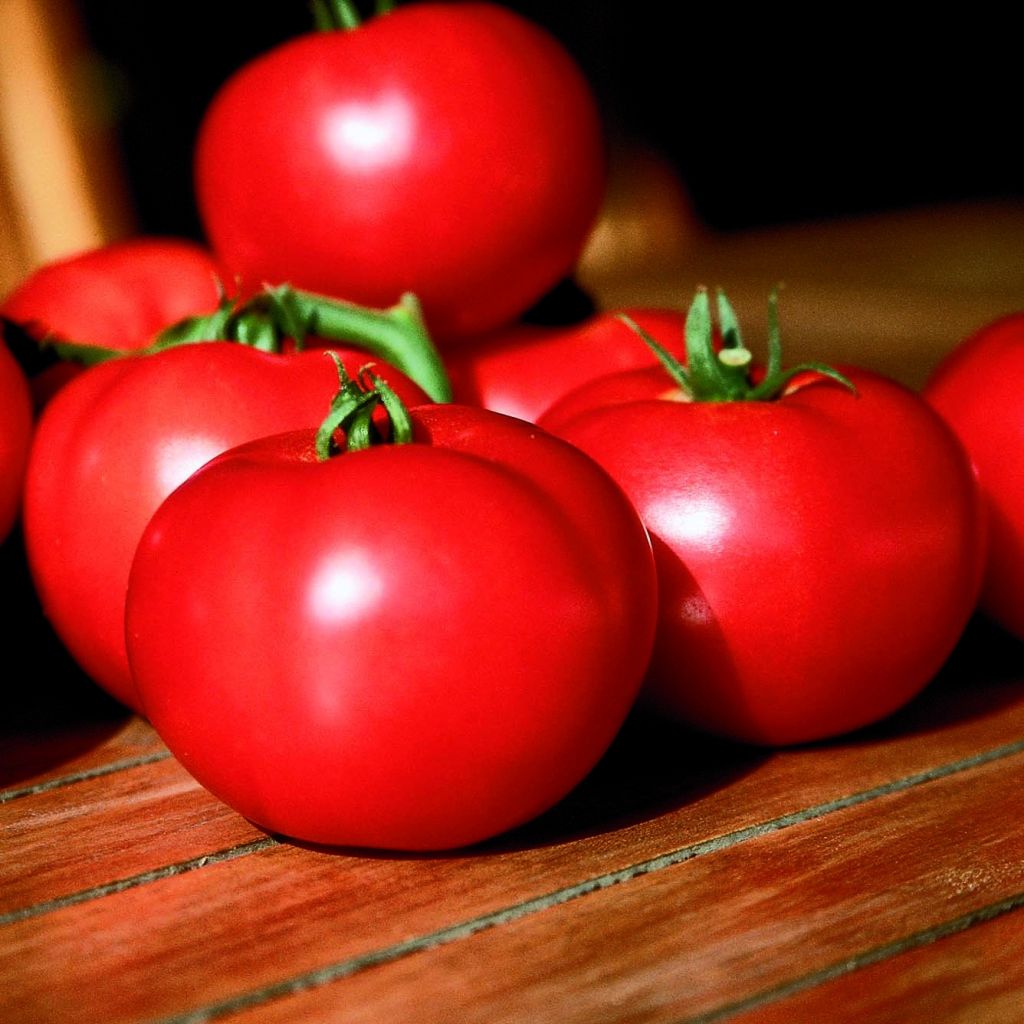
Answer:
[2, 630, 1023, 1024]
[0, 755, 263, 914]
[215, 752, 1024, 1024]
[731, 899, 1024, 1024]
[0, 717, 165, 797]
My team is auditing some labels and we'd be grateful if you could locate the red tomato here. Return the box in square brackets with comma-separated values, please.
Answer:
[125, 404, 657, 850]
[195, 3, 605, 342]
[0, 342, 32, 541]
[446, 309, 686, 423]
[1, 237, 223, 402]
[1, 237, 224, 349]
[541, 360, 984, 747]
[925, 313, 1024, 638]
[24, 344, 426, 710]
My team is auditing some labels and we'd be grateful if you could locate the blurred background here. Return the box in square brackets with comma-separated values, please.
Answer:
[1, 0, 1021, 294]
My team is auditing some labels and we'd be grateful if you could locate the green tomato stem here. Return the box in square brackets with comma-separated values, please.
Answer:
[316, 354, 414, 460]
[617, 314, 691, 395]
[287, 289, 452, 403]
[622, 286, 857, 403]
[311, 0, 362, 31]
[29, 284, 453, 406]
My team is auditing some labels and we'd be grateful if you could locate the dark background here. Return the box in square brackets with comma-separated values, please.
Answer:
[77, 2, 1021, 237]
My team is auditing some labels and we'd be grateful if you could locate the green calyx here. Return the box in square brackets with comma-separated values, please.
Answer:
[42, 284, 452, 404]
[315, 353, 413, 460]
[621, 287, 855, 402]
[310, 0, 394, 31]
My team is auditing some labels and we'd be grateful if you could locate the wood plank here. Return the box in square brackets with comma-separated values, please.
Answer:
[0, 717, 167, 798]
[1, 625, 1023, 1024]
[0, 756, 264, 914]
[1, 629, 1020, 919]
[213, 751, 1024, 1024]
[728, 901, 1024, 1024]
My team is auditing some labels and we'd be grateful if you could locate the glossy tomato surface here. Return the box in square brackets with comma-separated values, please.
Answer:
[925, 313, 1024, 638]
[0, 342, 32, 541]
[446, 308, 685, 423]
[24, 344, 425, 710]
[2, 237, 223, 351]
[195, 3, 604, 342]
[126, 406, 657, 850]
[1, 237, 224, 403]
[541, 368, 985, 745]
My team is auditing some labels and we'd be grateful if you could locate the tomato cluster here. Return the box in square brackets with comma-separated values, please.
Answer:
[0, 1, 1008, 851]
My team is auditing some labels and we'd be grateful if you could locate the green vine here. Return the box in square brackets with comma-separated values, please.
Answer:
[32, 284, 452, 404]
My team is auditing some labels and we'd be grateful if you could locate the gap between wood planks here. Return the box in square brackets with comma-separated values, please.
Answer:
[681, 889, 1024, 1024]
[5, 738, 1024, 1021]
[0, 750, 173, 804]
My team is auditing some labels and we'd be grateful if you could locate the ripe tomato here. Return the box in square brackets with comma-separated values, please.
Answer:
[2, 238, 223, 351]
[1, 238, 223, 402]
[925, 313, 1024, 638]
[0, 342, 32, 541]
[24, 344, 426, 710]
[195, 3, 605, 342]
[540, 293, 985, 745]
[125, 403, 657, 850]
[446, 308, 686, 423]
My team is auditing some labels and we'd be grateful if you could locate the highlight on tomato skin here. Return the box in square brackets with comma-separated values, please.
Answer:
[194, 2, 607, 343]
[539, 290, 987, 747]
[22, 342, 429, 713]
[125, 400, 659, 851]
[924, 311, 1024, 640]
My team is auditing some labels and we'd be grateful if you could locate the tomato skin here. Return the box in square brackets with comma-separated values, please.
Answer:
[23, 344, 426, 710]
[541, 368, 985, 746]
[195, 3, 604, 342]
[2, 238, 223, 351]
[0, 342, 32, 541]
[446, 309, 685, 423]
[1, 238, 224, 403]
[125, 406, 657, 850]
[925, 313, 1024, 638]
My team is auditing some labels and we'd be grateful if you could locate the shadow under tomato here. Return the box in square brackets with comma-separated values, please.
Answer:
[0, 532, 129, 786]
[476, 710, 765, 855]
[280, 710, 765, 862]
[820, 614, 1024, 751]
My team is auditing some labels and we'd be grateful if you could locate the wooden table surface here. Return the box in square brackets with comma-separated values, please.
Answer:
[4, 201, 1024, 1024]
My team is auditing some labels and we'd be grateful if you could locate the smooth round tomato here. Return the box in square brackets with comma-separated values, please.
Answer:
[446, 308, 685, 423]
[24, 344, 426, 710]
[125, 405, 657, 850]
[0, 342, 32, 541]
[540, 366, 985, 746]
[925, 312, 1024, 638]
[1, 238, 224, 402]
[195, 3, 605, 342]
